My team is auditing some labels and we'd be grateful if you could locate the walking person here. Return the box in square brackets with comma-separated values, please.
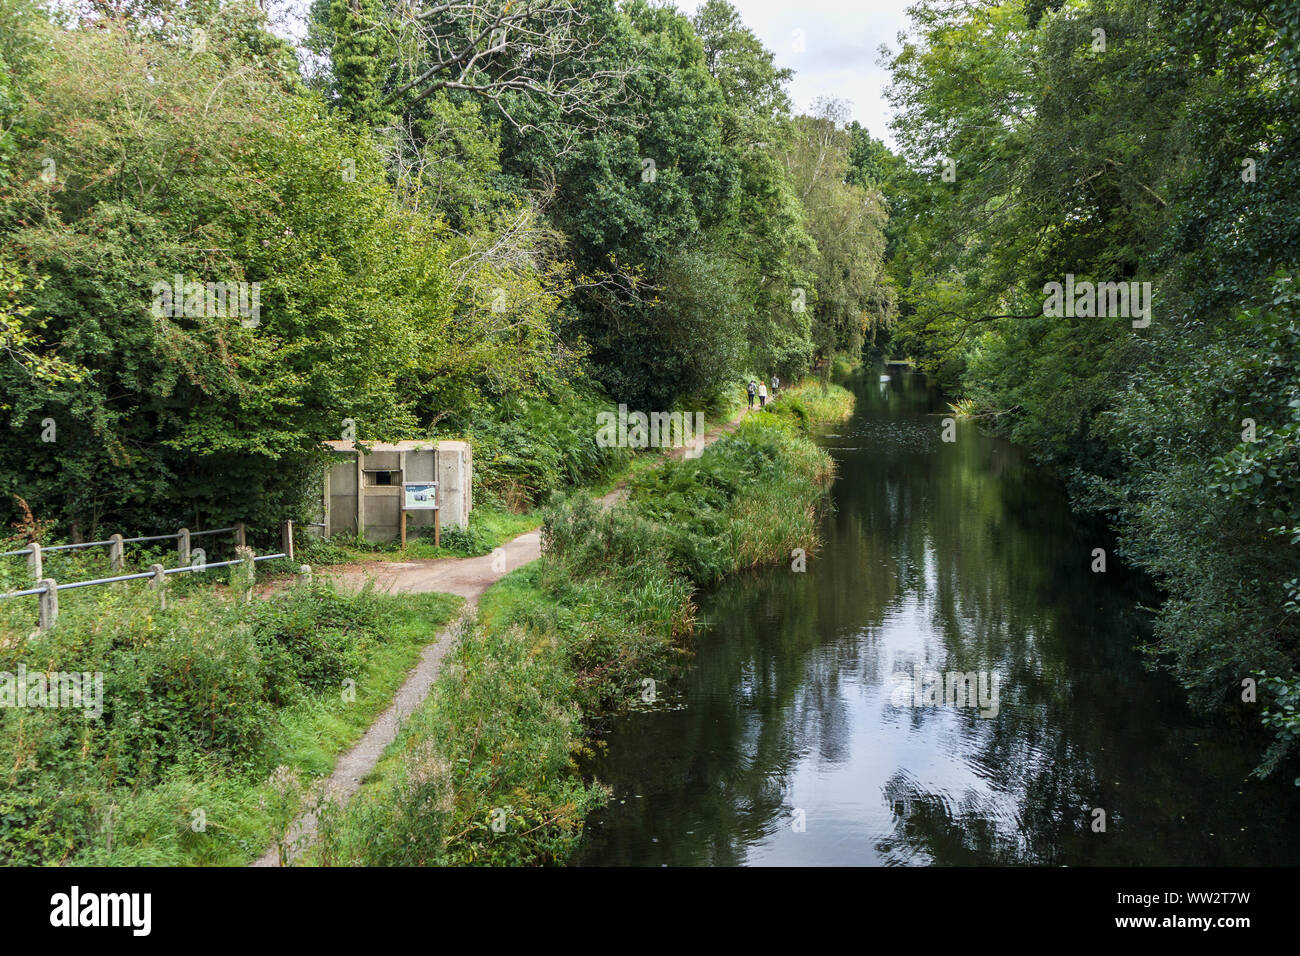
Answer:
[771, 374, 780, 395]
[747, 379, 757, 409]
[758, 380, 768, 408]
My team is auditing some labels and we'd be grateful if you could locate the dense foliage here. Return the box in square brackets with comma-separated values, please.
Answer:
[0, 0, 890, 537]
[879, 0, 1299, 777]
[0, 576, 462, 864]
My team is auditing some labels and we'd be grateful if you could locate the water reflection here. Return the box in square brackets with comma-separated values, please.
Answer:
[574, 369, 1300, 866]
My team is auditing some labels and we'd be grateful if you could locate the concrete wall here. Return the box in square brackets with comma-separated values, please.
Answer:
[327, 456, 358, 536]
[436, 441, 472, 529]
[323, 441, 471, 543]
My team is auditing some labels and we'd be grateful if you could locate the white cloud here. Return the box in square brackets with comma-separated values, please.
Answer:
[674, 0, 914, 147]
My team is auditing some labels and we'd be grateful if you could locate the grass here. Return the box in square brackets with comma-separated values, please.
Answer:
[0, 578, 462, 865]
[299, 504, 544, 564]
[307, 577, 615, 866]
[264, 591, 464, 777]
[768, 380, 856, 428]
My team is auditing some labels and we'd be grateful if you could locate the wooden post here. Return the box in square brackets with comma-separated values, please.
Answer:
[434, 506, 440, 548]
[37, 578, 57, 631]
[234, 522, 246, 549]
[108, 534, 124, 573]
[177, 527, 190, 567]
[398, 449, 407, 550]
[281, 520, 294, 561]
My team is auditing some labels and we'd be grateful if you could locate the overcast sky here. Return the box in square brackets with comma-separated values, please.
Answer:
[265, 0, 916, 146]
[673, 0, 914, 146]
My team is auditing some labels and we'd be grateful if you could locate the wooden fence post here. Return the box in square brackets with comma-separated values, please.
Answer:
[177, 528, 190, 567]
[234, 522, 246, 549]
[281, 520, 294, 561]
[37, 578, 57, 631]
[108, 534, 124, 573]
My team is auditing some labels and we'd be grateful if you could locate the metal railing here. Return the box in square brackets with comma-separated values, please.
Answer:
[2, 521, 308, 631]
[0, 526, 237, 558]
[1, 521, 303, 582]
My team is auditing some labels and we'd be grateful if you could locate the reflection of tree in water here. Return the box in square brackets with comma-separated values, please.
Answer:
[576, 372, 1300, 867]
[819, 372, 1101, 863]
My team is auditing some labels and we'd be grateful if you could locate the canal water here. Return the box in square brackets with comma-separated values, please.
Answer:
[574, 368, 1300, 866]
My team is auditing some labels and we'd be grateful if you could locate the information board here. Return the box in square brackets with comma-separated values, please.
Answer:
[403, 481, 438, 510]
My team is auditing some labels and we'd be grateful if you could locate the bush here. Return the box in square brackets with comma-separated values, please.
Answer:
[628, 413, 836, 583]
[0, 579, 441, 864]
[463, 383, 633, 507]
[1079, 277, 1300, 777]
[770, 380, 856, 428]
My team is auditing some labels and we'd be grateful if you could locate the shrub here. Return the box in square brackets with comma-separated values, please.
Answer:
[0, 579, 435, 864]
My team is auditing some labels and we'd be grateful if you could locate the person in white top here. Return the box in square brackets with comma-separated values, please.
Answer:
[758, 381, 768, 407]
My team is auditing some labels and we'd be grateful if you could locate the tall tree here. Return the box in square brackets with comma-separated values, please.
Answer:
[325, 0, 396, 128]
[785, 99, 892, 364]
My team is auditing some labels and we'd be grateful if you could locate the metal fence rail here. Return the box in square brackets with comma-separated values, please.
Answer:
[2, 526, 238, 557]
[2, 520, 303, 582]
[1, 520, 308, 631]
[2, 539, 115, 557]
[48, 553, 288, 592]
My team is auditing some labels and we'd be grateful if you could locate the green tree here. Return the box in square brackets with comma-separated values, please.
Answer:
[785, 99, 893, 364]
[0, 6, 565, 534]
[325, 0, 396, 128]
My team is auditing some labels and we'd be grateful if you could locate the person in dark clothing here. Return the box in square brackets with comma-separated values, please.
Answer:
[747, 380, 757, 408]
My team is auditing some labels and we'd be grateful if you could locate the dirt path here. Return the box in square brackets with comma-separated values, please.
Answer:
[252, 394, 775, 865]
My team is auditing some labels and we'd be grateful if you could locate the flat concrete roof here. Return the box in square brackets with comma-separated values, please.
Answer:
[324, 439, 468, 452]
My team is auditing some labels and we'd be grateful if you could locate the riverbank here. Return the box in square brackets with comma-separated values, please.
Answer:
[300, 383, 853, 865]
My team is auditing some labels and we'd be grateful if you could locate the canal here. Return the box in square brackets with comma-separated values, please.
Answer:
[574, 367, 1300, 866]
